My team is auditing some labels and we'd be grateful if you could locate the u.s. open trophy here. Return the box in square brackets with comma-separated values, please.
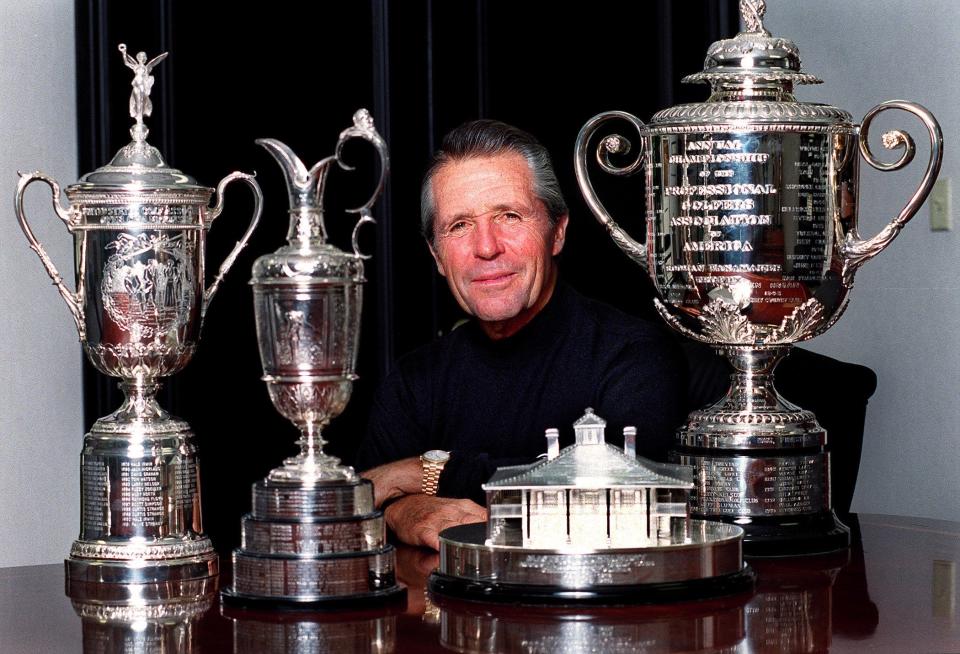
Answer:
[575, 0, 942, 555]
[15, 45, 262, 588]
[221, 110, 405, 609]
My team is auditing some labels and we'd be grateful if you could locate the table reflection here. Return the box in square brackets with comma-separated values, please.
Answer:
[223, 607, 399, 654]
[422, 517, 879, 654]
[68, 577, 217, 654]
[52, 516, 887, 653]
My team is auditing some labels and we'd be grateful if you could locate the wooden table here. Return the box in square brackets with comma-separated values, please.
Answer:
[1, 514, 957, 653]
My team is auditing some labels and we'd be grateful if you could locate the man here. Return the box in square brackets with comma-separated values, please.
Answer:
[357, 120, 686, 549]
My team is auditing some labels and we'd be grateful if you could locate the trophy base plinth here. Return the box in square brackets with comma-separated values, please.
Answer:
[252, 478, 375, 520]
[228, 546, 399, 600]
[240, 512, 385, 555]
[65, 548, 218, 591]
[677, 414, 826, 450]
[432, 522, 753, 605]
[723, 511, 851, 557]
[66, 573, 218, 605]
[226, 471, 405, 608]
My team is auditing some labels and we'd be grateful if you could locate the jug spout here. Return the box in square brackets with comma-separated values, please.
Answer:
[256, 138, 337, 244]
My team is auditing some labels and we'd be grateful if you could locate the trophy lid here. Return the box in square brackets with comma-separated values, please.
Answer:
[69, 44, 210, 197]
[649, 0, 851, 126]
[683, 0, 822, 93]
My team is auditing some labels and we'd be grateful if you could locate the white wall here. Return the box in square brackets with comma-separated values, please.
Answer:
[0, 0, 82, 566]
[764, 1, 960, 522]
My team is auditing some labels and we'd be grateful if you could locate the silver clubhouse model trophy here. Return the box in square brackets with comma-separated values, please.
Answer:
[221, 110, 405, 609]
[575, 0, 943, 555]
[15, 45, 263, 588]
[430, 409, 753, 604]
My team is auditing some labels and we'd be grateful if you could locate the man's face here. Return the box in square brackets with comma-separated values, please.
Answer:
[429, 153, 567, 335]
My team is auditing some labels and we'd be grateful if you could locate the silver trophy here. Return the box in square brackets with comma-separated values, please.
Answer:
[15, 44, 263, 587]
[574, 0, 942, 555]
[430, 409, 753, 604]
[222, 110, 405, 609]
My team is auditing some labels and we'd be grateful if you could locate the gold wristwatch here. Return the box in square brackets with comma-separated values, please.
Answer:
[420, 450, 451, 496]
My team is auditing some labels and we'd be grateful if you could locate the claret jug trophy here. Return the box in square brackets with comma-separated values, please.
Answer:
[575, 0, 942, 555]
[222, 110, 405, 608]
[15, 45, 263, 589]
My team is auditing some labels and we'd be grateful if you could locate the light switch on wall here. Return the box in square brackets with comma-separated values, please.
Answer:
[930, 177, 951, 231]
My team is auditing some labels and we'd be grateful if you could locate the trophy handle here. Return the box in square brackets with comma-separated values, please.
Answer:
[574, 110, 649, 272]
[14, 171, 85, 339]
[203, 171, 264, 316]
[335, 108, 390, 260]
[841, 100, 943, 283]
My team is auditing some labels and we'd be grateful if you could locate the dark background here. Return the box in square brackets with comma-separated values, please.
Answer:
[75, 0, 737, 553]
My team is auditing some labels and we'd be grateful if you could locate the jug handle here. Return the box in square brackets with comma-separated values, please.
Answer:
[335, 109, 390, 260]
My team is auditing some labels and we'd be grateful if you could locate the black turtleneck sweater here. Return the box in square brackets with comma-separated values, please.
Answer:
[355, 282, 687, 505]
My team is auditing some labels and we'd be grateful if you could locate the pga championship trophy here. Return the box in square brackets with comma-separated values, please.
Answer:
[575, 0, 942, 555]
[15, 45, 263, 588]
[222, 110, 405, 608]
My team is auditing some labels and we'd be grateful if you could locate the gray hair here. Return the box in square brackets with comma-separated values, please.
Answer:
[420, 120, 568, 244]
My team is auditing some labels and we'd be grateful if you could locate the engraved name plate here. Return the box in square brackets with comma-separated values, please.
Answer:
[649, 131, 852, 324]
[680, 453, 829, 517]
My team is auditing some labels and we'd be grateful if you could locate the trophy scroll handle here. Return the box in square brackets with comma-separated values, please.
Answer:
[335, 108, 390, 260]
[841, 100, 943, 284]
[574, 111, 649, 273]
[14, 171, 85, 339]
[203, 171, 264, 317]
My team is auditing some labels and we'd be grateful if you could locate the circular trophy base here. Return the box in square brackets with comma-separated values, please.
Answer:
[252, 477, 375, 520]
[240, 511, 385, 555]
[227, 545, 401, 602]
[676, 417, 826, 450]
[67, 575, 217, 626]
[431, 522, 753, 605]
[65, 550, 219, 592]
[729, 511, 851, 557]
[221, 584, 407, 612]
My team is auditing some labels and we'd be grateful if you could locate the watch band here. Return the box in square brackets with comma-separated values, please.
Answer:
[420, 451, 450, 496]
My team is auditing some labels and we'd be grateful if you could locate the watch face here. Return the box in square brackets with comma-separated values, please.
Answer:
[423, 450, 450, 464]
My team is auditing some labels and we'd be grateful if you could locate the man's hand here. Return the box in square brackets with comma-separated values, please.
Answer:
[384, 495, 487, 550]
[361, 457, 423, 507]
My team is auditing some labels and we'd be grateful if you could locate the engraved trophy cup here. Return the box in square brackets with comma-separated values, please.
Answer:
[14, 45, 263, 587]
[222, 110, 405, 608]
[574, 1, 942, 555]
